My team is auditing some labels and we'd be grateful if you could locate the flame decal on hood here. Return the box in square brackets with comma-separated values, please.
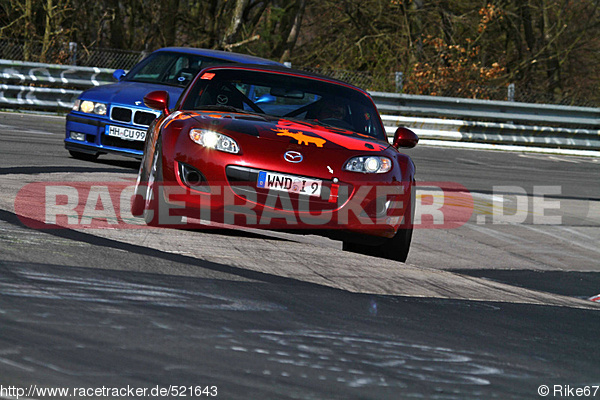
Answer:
[274, 128, 326, 147]
[275, 119, 388, 152]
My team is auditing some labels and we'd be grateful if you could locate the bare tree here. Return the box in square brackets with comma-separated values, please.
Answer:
[221, 0, 250, 48]
[278, 0, 306, 63]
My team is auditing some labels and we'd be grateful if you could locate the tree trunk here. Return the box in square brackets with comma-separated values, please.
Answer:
[519, 0, 536, 53]
[162, 0, 180, 47]
[109, 0, 125, 48]
[279, 0, 306, 63]
[220, 0, 250, 49]
[439, 0, 453, 45]
[410, 0, 425, 61]
[41, 0, 53, 62]
[23, 0, 33, 61]
[541, 0, 561, 99]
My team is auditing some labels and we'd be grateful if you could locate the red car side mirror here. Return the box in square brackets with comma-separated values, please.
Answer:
[392, 127, 418, 149]
[144, 90, 170, 116]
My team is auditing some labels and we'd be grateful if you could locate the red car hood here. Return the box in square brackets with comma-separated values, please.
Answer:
[187, 111, 390, 153]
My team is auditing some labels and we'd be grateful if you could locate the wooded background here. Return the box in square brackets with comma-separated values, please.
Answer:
[1, 0, 599, 105]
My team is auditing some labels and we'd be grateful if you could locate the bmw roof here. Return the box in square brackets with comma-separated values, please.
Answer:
[154, 47, 283, 66]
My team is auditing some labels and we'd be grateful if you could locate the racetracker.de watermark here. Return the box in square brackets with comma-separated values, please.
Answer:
[0, 384, 217, 398]
[14, 181, 568, 230]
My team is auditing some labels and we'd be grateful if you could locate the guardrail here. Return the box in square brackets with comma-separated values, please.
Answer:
[1, 59, 599, 152]
[0, 59, 114, 110]
[371, 91, 600, 152]
[380, 115, 600, 152]
[371, 91, 600, 127]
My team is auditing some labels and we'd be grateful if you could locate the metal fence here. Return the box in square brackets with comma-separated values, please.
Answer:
[0, 39, 146, 70]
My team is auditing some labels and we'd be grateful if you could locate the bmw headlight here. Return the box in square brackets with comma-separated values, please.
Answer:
[344, 156, 392, 174]
[189, 129, 240, 154]
[75, 100, 107, 116]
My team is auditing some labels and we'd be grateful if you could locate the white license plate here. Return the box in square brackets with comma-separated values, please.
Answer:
[257, 171, 322, 197]
[106, 125, 146, 141]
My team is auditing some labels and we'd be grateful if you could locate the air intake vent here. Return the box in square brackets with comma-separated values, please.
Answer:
[110, 106, 159, 127]
[111, 107, 132, 123]
[134, 111, 158, 126]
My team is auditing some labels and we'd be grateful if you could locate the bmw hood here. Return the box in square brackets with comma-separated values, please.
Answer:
[78, 82, 184, 109]
[188, 112, 390, 152]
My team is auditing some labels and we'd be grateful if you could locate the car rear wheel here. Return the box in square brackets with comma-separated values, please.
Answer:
[69, 150, 99, 161]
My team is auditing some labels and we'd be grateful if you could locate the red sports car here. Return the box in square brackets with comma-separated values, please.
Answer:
[132, 65, 418, 261]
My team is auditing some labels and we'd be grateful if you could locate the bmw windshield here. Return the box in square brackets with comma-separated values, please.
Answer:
[124, 51, 235, 87]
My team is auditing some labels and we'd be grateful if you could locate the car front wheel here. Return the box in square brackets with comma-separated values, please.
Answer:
[343, 225, 413, 263]
[139, 139, 183, 227]
[343, 196, 414, 263]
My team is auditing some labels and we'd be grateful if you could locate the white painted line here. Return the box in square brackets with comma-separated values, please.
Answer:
[587, 201, 600, 221]
[465, 223, 535, 244]
[0, 110, 65, 119]
[17, 129, 53, 135]
[557, 227, 597, 241]
[547, 155, 581, 164]
[519, 224, 600, 255]
[417, 139, 600, 158]
[519, 153, 600, 163]
[470, 192, 507, 204]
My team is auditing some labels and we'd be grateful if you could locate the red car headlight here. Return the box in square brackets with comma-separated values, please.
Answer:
[344, 156, 392, 174]
[189, 128, 240, 154]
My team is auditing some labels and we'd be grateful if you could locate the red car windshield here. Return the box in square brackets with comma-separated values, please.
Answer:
[181, 68, 387, 141]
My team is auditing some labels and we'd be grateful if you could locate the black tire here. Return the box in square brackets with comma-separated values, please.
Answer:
[131, 158, 150, 218]
[378, 226, 413, 262]
[131, 131, 156, 217]
[130, 177, 147, 218]
[141, 140, 183, 227]
[342, 241, 371, 254]
[69, 150, 99, 161]
[142, 141, 163, 226]
[343, 191, 414, 262]
[343, 226, 412, 262]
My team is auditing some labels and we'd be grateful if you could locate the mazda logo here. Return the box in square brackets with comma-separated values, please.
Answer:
[216, 94, 229, 105]
[284, 151, 303, 163]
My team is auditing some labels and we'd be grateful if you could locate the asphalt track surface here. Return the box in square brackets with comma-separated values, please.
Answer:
[0, 111, 599, 399]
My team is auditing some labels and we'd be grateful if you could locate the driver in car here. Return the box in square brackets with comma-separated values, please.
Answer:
[316, 100, 347, 121]
[313, 100, 355, 131]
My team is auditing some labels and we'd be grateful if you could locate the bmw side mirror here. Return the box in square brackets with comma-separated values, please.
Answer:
[112, 69, 126, 81]
[392, 127, 419, 149]
[144, 91, 170, 116]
